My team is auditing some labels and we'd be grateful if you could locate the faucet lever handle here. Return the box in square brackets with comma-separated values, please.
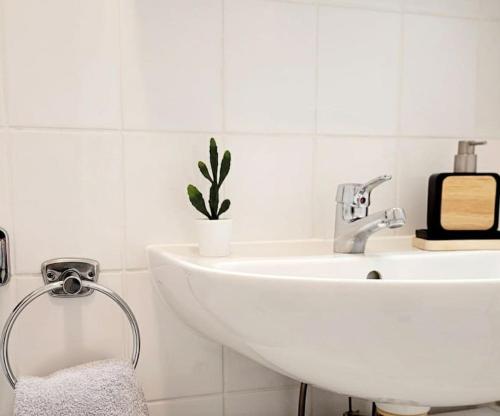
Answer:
[358, 175, 392, 196]
[336, 174, 392, 211]
[351, 174, 392, 212]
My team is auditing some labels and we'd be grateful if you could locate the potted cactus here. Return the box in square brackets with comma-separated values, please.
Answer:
[187, 138, 232, 256]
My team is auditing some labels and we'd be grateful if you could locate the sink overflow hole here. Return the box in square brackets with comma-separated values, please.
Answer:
[366, 270, 382, 280]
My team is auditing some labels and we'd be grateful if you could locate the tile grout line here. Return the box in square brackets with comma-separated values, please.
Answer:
[116, 0, 129, 274]
[146, 392, 224, 405]
[313, 3, 320, 137]
[396, 10, 405, 136]
[221, 0, 226, 136]
[268, 0, 403, 15]
[0, 0, 8, 126]
[0, 0, 17, 276]
[473, 14, 481, 138]
[147, 383, 301, 407]
[6, 125, 499, 141]
[310, 3, 320, 239]
[264, 0, 497, 21]
[221, 2, 227, 413]
[394, 6, 405, 225]
[222, 346, 227, 416]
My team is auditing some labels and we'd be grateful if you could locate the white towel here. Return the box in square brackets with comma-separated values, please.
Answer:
[14, 359, 149, 416]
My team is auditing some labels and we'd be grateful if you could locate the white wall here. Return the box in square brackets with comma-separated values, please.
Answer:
[0, 0, 500, 415]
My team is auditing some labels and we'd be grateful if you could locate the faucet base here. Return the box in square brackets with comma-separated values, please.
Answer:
[334, 207, 407, 254]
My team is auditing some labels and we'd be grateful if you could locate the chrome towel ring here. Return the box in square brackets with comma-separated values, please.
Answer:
[1, 278, 141, 389]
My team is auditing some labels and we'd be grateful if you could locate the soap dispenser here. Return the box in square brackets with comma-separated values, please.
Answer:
[415, 140, 500, 249]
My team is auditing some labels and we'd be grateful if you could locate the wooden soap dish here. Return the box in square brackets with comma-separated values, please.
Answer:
[413, 229, 500, 251]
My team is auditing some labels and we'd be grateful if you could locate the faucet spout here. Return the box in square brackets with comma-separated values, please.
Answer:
[334, 207, 406, 254]
[384, 207, 406, 229]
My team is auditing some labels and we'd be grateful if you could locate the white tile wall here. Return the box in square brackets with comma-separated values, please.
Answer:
[397, 138, 457, 233]
[224, 387, 308, 416]
[480, 0, 500, 18]
[224, 135, 314, 241]
[0, 4, 5, 128]
[476, 20, 500, 137]
[0, 133, 11, 254]
[0, 1, 499, 416]
[480, 139, 500, 182]
[403, 0, 480, 18]
[318, 0, 402, 12]
[123, 271, 223, 400]
[224, 348, 297, 392]
[317, 7, 401, 135]
[224, 0, 316, 133]
[120, 0, 223, 131]
[0, 279, 16, 415]
[4, 0, 121, 128]
[147, 395, 224, 416]
[400, 14, 478, 137]
[9, 131, 124, 273]
[11, 273, 126, 378]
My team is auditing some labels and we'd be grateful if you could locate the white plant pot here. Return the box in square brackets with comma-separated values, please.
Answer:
[196, 219, 232, 257]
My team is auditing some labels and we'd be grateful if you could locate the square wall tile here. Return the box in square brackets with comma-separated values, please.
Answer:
[0, 4, 5, 127]
[0, 133, 12, 246]
[11, 274, 125, 379]
[121, 0, 223, 131]
[476, 21, 500, 138]
[481, 139, 500, 175]
[400, 15, 477, 137]
[225, 388, 309, 416]
[224, 135, 314, 241]
[148, 396, 223, 416]
[124, 271, 223, 400]
[224, 0, 316, 133]
[403, 0, 480, 18]
[224, 348, 297, 392]
[0, 78, 4, 127]
[4, 0, 121, 128]
[313, 137, 398, 239]
[397, 138, 457, 234]
[480, 0, 500, 18]
[317, 1, 401, 11]
[124, 133, 219, 269]
[10, 131, 124, 273]
[317, 7, 401, 135]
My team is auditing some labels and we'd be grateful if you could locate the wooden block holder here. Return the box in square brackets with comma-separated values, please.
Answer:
[427, 173, 500, 233]
[416, 171, 500, 251]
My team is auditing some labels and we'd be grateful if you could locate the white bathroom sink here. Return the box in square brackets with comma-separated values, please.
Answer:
[148, 237, 500, 409]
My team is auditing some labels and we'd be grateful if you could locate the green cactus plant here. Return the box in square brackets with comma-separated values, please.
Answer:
[187, 138, 231, 220]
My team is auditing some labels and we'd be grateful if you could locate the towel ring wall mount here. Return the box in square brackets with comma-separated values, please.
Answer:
[0, 258, 141, 388]
[0, 227, 10, 287]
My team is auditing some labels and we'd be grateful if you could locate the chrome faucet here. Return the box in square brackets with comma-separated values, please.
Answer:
[334, 175, 406, 254]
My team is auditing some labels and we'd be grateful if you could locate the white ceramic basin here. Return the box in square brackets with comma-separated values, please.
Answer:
[148, 237, 500, 408]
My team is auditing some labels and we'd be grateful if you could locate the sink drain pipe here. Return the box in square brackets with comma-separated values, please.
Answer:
[297, 383, 368, 416]
[297, 385, 430, 416]
[298, 383, 308, 416]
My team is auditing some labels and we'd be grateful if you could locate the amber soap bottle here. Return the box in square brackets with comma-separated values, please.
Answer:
[421, 140, 500, 240]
